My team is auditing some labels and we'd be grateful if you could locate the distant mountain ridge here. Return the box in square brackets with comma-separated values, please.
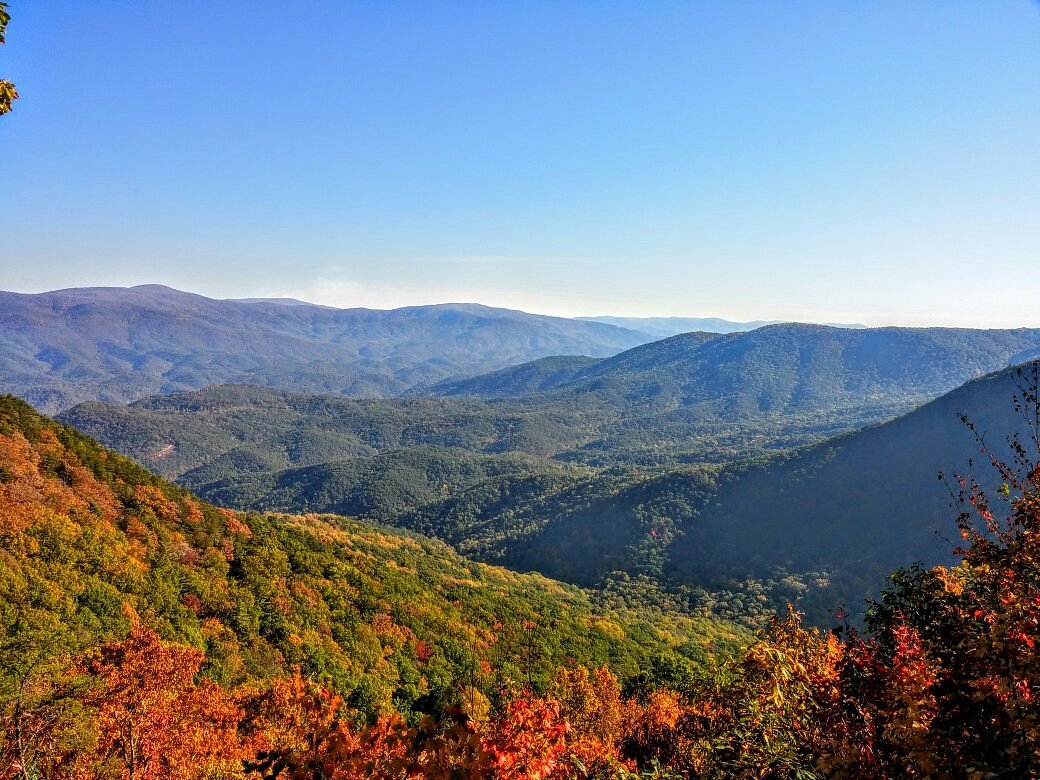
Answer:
[580, 315, 866, 338]
[0, 285, 648, 413]
[227, 296, 326, 307]
[434, 323, 1040, 421]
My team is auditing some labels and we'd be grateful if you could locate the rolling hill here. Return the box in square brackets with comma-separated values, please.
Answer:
[0, 285, 647, 413]
[187, 445, 585, 522]
[57, 384, 599, 477]
[437, 324, 1040, 414]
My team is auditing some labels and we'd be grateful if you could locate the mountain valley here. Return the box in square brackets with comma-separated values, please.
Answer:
[34, 290, 1040, 625]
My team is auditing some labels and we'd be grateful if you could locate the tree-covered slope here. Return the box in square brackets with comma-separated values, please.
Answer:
[439, 324, 1040, 420]
[409, 363, 1039, 624]
[0, 395, 744, 722]
[0, 285, 647, 413]
[427, 355, 604, 398]
[58, 384, 597, 477]
[664, 361, 1039, 617]
[9, 387, 1040, 779]
[188, 445, 584, 523]
[49, 346, 1040, 628]
[55, 354, 1040, 625]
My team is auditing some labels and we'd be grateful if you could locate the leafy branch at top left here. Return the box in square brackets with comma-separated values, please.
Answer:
[0, 1, 19, 115]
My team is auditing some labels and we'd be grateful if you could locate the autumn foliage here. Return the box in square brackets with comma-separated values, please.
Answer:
[6, 366, 1040, 777]
[73, 618, 243, 779]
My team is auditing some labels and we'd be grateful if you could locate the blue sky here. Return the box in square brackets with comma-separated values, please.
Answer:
[1, 1, 1038, 326]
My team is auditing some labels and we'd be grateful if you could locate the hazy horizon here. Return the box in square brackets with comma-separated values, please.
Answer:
[0, 280, 1011, 331]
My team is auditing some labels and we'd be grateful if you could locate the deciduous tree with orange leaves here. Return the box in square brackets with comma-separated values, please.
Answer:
[71, 621, 243, 780]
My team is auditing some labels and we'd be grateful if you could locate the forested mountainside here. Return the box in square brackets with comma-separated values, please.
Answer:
[431, 324, 1040, 463]
[53, 375, 926, 584]
[57, 385, 597, 476]
[62, 364, 1038, 626]
[435, 323, 1040, 412]
[0, 285, 647, 413]
[58, 324, 1040, 531]
[7, 378, 1040, 777]
[0, 394, 743, 721]
[409, 363, 1039, 623]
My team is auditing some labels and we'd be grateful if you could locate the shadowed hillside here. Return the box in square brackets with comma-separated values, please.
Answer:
[664, 361, 1039, 616]
[406, 364, 1040, 623]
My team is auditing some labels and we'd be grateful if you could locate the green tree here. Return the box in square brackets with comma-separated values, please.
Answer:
[0, 1, 17, 115]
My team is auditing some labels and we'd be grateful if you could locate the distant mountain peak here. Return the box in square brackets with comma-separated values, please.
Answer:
[227, 295, 326, 307]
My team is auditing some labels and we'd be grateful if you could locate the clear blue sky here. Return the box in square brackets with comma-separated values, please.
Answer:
[2, 1, 1038, 326]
